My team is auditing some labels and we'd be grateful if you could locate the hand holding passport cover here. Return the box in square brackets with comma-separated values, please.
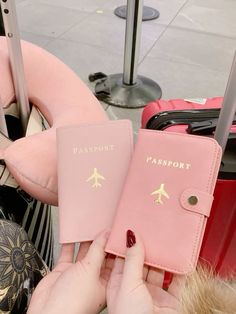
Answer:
[57, 120, 133, 243]
[106, 129, 222, 274]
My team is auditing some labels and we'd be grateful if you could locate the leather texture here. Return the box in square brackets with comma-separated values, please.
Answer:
[180, 188, 214, 217]
[57, 120, 133, 243]
[106, 129, 222, 274]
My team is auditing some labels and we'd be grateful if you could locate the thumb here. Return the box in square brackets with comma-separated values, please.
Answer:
[81, 229, 109, 274]
[122, 230, 145, 286]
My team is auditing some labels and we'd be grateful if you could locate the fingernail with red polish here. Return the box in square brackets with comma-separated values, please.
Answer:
[126, 229, 136, 248]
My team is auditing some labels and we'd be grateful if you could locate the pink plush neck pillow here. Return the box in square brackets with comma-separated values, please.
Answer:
[0, 37, 108, 205]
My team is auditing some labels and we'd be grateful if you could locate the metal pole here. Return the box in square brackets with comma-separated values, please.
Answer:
[1, 0, 30, 134]
[91, 0, 162, 108]
[214, 52, 236, 153]
[0, 99, 8, 137]
[114, 5, 160, 22]
[123, 0, 143, 85]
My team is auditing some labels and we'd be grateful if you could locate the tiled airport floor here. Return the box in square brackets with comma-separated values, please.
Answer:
[16, 0, 236, 137]
[12, 1, 236, 310]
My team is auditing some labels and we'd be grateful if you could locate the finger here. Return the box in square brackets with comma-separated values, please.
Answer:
[146, 267, 165, 287]
[104, 254, 116, 271]
[168, 274, 186, 298]
[143, 264, 149, 281]
[100, 254, 115, 282]
[108, 257, 125, 289]
[101, 252, 114, 271]
[76, 241, 91, 262]
[112, 257, 125, 275]
[122, 230, 145, 285]
[82, 229, 110, 273]
[57, 243, 75, 264]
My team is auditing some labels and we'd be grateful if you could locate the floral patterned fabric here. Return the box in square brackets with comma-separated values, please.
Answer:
[0, 220, 48, 313]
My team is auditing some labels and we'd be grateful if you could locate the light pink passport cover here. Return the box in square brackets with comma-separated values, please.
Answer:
[57, 120, 133, 243]
[106, 129, 222, 274]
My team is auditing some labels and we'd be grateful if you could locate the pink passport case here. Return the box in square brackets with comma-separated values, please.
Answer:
[57, 120, 133, 243]
[106, 129, 222, 274]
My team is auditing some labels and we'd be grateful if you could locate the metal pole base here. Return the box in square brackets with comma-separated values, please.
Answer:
[114, 5, 160, 21]
[94, 73, 162, 108]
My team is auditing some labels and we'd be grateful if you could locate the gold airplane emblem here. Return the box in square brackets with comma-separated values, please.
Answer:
[86, 168, 105, 188]
[151, 183, 169, 204]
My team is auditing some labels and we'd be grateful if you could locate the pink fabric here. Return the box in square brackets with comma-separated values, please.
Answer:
[0, 36, 108, 205]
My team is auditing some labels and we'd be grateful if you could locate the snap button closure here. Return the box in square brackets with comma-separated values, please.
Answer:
[188, 196, 198, 205]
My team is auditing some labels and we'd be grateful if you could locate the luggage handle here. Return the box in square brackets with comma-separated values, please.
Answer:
[187, 117, 236, 135]
[1, 0, 30, 134]
[147, 108, 227, 131]
[0, 101, 8, 137]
